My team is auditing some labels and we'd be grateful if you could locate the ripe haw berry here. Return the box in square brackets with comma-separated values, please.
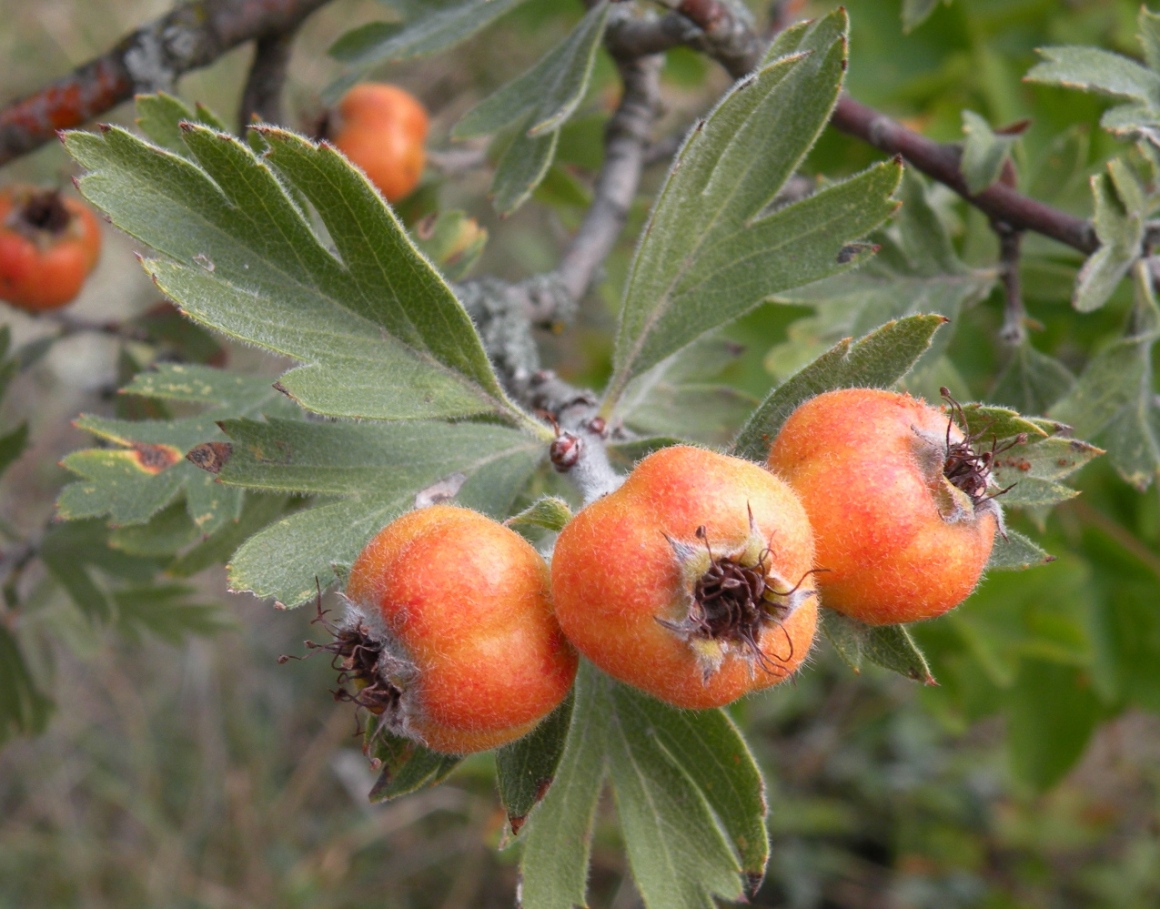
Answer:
[551, 445, 818, 709]
[326, 83, 429, 203]
[766, 388, 1007, 626]
[0, 185, 101, 311]
[335, 505, 577, 754]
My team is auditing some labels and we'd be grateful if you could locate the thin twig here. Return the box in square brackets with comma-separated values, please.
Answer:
[455, 28, 663, 406]
[238, 26, 299, 131]
[995, 222, 1027, 346]
[557, 53, 663, 303]
[830, 97, 1097, 254]
[0, 0, 332, 167]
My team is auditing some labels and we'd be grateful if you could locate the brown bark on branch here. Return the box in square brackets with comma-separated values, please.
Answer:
[829, 98, 1097, 255]
[0, 0, 331, 167]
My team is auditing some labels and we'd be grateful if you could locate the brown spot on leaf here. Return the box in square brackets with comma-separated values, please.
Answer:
[131, 442, 181, 474]
[187, 441, 233, 474]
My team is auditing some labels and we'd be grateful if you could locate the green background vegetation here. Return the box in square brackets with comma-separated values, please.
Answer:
[1, 0, 1158, 906]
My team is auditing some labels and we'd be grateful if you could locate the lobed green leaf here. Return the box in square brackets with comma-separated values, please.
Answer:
[987, 528, 1054, 570]
[618, 336, 757, 447]
[821, 612, 935, 684]
[454, 1, 610, 139]
[1051, 263, 1160, 489]
[1073, 161, 1145, 313]
[65, 119, 524, 426]
[604, 10, 902, 411]
[732, 314, 946, 461]
[990, 344, 1076, 415]
[58, 366, 284, 533]
[364, 727, 462, 803]
[605, 681, 746, 909]
[611, 683, 769, 892]
[225, 425, 541, 607]
[327, 0, 532, 97]
[960, 110, 1023, 195]
[766, 170, 995, 388]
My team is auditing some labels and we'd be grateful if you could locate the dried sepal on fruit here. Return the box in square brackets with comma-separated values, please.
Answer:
[551, 445, 818, 709]
[0, 185, 101, 311]
[766, 387, 1015, 626]
[305, 505, 577, 755]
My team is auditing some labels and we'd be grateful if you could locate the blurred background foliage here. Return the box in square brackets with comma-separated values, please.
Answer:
[1, 0, 1158, 906]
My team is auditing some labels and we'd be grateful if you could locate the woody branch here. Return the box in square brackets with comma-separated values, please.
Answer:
[0, 0, 331, 166]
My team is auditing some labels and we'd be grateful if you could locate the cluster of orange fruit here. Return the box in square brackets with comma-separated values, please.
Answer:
[338, 389, 1000, 754]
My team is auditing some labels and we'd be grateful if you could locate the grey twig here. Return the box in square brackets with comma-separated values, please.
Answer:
[995, 223, 1027, 346]
[238, 26, 299, 130]
[455, 34, 663, 414]
[557, 53, 663, 303]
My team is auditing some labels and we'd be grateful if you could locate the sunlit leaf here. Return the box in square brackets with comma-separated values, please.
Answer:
[604, 10, 901, 411]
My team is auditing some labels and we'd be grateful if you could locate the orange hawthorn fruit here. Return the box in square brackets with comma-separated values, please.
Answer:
[328, 83, 429, 203]
[341, 505, 577, 754]
[0, 185, 101, 311]
[551, 445, 818, 709]
[766, 388, 1001, 625]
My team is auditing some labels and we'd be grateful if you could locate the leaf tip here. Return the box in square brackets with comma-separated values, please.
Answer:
[186, 441, 232, 474]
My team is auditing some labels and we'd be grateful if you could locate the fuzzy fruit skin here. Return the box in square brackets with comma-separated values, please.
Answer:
[0, 186, 101, 311]
[330, 83, 429, 203]
[551, 446, 818, 709]
[346, 505, 576, 754]
[766, 388, 998, 626]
